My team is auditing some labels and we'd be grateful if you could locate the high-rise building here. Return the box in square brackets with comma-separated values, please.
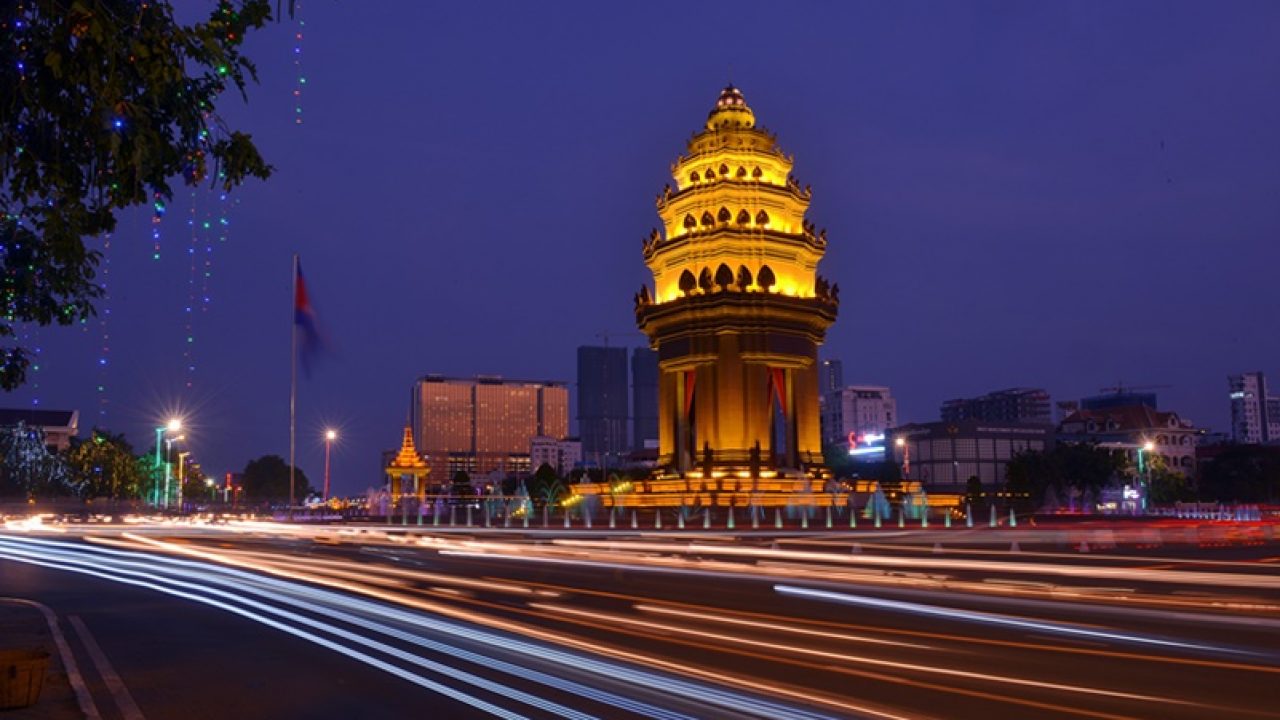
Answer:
[634, 85, 838, 477]
[577, 346, 629, 465]
[820, 385, 897, 449]
[941, 388, 1051, 425]
[631, 347, 659, 451]
[410, 375, 568, 480]
[1229, 372, 1279, 444]
[818, 358, 843, 396]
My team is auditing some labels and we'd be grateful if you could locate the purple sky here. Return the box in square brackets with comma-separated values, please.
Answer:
[7, 1, 1280, 495]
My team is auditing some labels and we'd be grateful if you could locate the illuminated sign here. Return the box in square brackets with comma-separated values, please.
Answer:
[847, 431, 886, 459]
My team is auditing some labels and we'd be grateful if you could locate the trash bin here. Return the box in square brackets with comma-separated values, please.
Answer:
[0, 648, 49, 710]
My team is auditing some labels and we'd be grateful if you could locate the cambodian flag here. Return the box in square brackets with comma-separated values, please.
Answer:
[294, 260, 323, 375]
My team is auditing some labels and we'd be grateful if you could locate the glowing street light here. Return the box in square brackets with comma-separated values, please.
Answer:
[323, 429, 338, 501]
[152, 417, 184, 507]
[895, 437, 910, 478]
[1136, 440, 1156, 514]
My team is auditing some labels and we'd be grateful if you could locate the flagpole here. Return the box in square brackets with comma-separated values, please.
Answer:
[289, 253, 298, 514]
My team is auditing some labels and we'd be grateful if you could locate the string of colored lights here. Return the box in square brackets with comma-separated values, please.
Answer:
[292, 1, 306, 125]
[96, 232, 111, 418]
[152, 192, 166, 260]
[184, 191, 198, 389]
[25, 325, 40, 406]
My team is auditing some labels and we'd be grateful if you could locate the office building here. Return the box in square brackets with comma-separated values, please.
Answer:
[631, 348, 659, 452]
[820, 385, 897, 451]
[1229, 372, 1279, 444]
[411, 375, 569, 480]
[890, 420, 1054, 488]
[577, 346, 629, 465]
[530, 435, 583, 475]
[941, 388, 1051, 425]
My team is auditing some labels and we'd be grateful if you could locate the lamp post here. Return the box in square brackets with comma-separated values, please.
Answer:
[176, 451, 191, 512]
[1138, 440, 1155, 514]
[153, 427, 164, 506]
[323, 429, 337, 501]
[895, 437, 909, 479]
[153, 418, 182, 507]
[164, 433, 184, 509]
[206, 478, 216, 502]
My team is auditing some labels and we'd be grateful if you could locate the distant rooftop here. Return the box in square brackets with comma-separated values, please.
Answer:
[417, 374, 568, 387]
[0, 408, 78, 429]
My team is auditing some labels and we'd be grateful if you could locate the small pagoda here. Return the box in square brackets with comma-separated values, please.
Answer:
[384, 425, 429, 501]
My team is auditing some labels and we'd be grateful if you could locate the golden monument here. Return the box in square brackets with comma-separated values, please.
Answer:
[574, 86, 840, 509]
[636, 85, 838, 477]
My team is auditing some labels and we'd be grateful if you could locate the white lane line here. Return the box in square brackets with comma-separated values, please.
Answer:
[69, 615, 145, 720]
[0, 597, 101, 720]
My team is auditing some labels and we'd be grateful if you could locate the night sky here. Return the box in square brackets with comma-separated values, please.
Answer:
[6, 1, 1279, 495]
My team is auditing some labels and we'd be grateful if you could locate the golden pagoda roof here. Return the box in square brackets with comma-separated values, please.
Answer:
[386, 425, 428, 472]
[706, 84, 755, 130]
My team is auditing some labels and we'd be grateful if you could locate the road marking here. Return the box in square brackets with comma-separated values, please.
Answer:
[69, 615, 145, 720]
[0, 597, 100, 720]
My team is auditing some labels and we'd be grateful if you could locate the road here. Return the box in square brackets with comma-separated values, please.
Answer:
[1, 519, 1278, 719]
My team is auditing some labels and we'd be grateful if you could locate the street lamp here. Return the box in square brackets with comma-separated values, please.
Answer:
[895, 437, 910, 479]
[176, 451, 191, 511]
[323, 429, 338, 501]
[163, 434, 184, 509]
[205, 477, 216, 502]
[1136, 440, 1156, 514]
[152, 417, 183, 507]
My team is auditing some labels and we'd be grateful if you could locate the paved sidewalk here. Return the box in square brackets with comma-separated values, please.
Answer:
[0, 600, 82, 720]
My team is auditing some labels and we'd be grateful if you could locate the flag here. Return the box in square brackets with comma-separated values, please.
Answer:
[294, 260, 323, 375]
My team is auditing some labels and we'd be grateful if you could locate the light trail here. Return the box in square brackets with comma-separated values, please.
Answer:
[546, 538, 1280, 590]
[0, 546, 531, 719]
[0, 535, 852, 720]
[528, 602, 1201, 707]
[5, 524, 1277, 719]
[71, 535, 905, 720]
[773, 585, 1259, 657]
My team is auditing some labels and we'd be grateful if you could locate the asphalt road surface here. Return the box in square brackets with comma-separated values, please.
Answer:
[1, 520, 1277, 720]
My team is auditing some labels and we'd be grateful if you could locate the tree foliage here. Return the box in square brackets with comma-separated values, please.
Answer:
[65, 428, 146, 499]
[241, 454, 309, 501]
[0, 421, 70, 496]
[1198, 445, 1280, 504]
[1, 1, 276, 388]
[1005, 443, 1127, 510]
[526, 463, 561, 503]
[450, 470, 472, 500]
